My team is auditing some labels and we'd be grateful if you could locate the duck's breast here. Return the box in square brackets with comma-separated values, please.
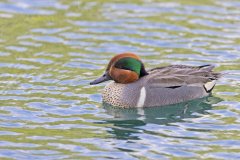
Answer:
[103, 81, 144, 108]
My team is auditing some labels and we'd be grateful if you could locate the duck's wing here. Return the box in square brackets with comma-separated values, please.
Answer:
[147, 65, 221, 92]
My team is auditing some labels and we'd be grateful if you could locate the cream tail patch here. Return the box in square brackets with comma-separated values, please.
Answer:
[204, 80, 216, 92]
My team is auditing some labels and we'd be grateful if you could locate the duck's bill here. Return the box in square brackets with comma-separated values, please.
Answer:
[90, 72, 112, 85]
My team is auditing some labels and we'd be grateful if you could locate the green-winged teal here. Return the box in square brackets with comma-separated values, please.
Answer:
[90, 53, 220, 108]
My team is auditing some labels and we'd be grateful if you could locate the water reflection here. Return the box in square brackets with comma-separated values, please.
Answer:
[104, 96, 222, 140]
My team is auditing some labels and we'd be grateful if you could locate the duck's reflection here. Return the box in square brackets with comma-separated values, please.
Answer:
[103, 96, 221, 140]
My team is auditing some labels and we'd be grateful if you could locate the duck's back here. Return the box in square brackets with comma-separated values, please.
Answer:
[103, 65, 221, 108]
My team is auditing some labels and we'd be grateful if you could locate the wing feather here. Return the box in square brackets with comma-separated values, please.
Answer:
[147, 65, 220, 88]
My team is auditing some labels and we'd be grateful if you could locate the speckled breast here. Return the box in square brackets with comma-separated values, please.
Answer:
[102, 81, 141, 108]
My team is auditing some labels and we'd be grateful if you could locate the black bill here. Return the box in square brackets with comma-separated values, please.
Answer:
[90, 72, 112, 85]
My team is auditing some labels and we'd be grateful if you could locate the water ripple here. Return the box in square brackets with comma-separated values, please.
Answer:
[0, 0, 239, 159]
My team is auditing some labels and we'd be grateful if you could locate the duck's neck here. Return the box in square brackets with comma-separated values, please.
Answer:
[140, 63, 149, 77]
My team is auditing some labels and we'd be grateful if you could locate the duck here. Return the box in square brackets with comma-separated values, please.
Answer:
[90, 53, 220, 108]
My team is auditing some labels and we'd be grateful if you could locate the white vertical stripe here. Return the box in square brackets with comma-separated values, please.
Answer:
[137, 87, 146, 108]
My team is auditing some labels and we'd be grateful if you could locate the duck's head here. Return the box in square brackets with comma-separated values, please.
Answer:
[90, 53, 148, 85]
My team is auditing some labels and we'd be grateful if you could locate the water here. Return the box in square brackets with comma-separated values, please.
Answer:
[0, 0, 240, 159]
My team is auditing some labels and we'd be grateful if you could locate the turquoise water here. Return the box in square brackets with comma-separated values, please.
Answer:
[0, 0, 240, 159]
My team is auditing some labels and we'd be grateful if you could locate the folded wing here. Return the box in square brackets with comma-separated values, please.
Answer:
[147, 65, 221, 92]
